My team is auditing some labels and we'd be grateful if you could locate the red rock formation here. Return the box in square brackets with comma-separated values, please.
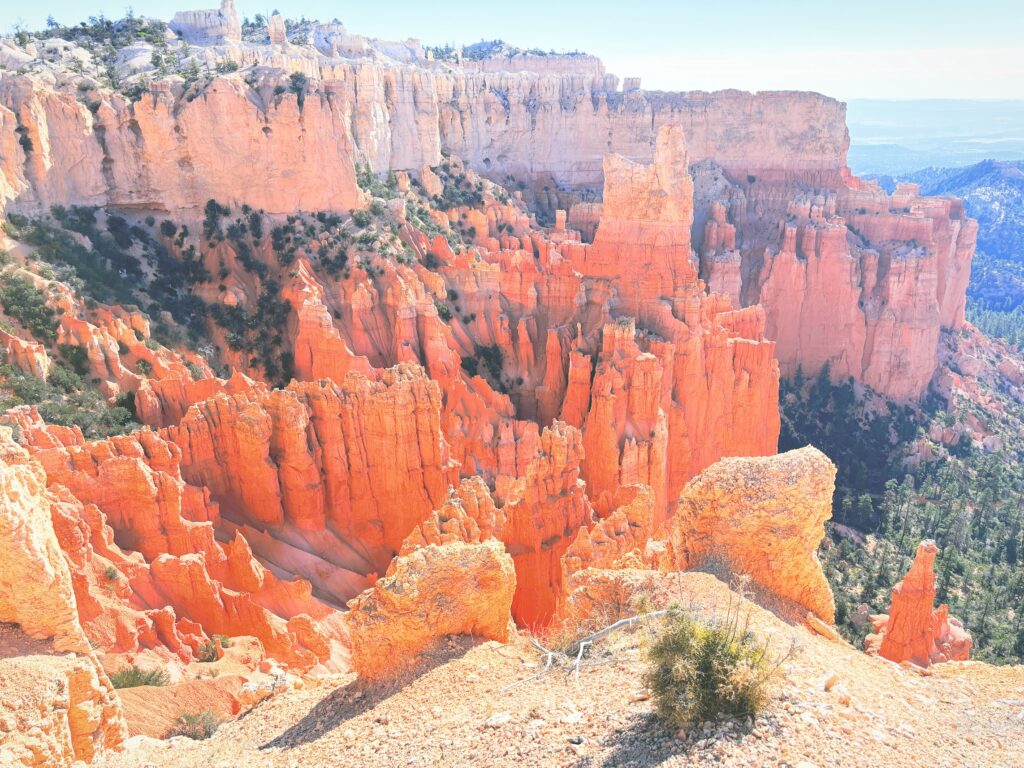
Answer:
[665, 446, 837, 623]
[11, 411, 344, 674]
[562, 485, 655, 577]
[1, 327, 50, 379]
[344, 540, 515, 680]
[0, 426, 127, 765]
[498, 422, 593, 627]
[165, 365, 455, 604]
[866, 540, 972, 666]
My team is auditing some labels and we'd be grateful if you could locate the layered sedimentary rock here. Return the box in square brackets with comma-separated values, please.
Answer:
[0, 24, 977, 398]
[0, 73, 361, 215]
[734, 182, 978, 399]
[665, 446, 837, 622]
[344, 540, 515, 680]
[8, 410, 345, 674]
[0, 49, 843, 216]
[865, 540, 972, 666]
[0, 426, 127, 766]
[1, 328, 50, 379]
[166, 365, 455, 601]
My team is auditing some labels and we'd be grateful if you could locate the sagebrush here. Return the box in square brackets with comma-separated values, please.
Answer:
[109, 665, 169, 689]
[165, 710, 219, 740]
[645, 604, 786, 726]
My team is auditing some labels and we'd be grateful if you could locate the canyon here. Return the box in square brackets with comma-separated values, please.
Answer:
[0, 5, 1006, 767]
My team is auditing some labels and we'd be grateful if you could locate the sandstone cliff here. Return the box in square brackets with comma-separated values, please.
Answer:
[0, 426, 127, 766]
[0, 29, 975, 399]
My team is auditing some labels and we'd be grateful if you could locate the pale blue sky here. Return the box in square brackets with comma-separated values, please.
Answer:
[4, 0, 1023, 99]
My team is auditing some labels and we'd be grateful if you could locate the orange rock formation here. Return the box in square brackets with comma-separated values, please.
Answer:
[866, 540, 972, 666]
[665, 446, 837, 623]
[344, 540, 515, 680]
[0, 426, 127, 765]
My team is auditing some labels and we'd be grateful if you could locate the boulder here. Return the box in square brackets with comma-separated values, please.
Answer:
[344, 541, 515, 680]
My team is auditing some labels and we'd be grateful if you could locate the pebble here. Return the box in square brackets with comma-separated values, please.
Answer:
[484, 712, 512, 728]
[822, 672, 841, 692]
[630, 689, 651, 702]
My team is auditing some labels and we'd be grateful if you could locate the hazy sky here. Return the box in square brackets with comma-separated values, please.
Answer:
[3, 0, 1023, 99]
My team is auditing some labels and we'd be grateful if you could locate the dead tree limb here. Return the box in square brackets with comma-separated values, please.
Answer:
[571, 610, 669, 677]
[505, 610, 672, 688]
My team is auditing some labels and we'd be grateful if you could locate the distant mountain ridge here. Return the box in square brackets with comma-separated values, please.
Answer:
[902, 160, 1024, 263]
[866, 160, 1024, 315]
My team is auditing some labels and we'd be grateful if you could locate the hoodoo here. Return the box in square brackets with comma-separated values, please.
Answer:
[866, 540, 973, 667]
[0, 5, 1014, 766]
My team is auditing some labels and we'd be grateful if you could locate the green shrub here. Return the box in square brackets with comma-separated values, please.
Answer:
[103, 565, 119, 581]
[58, 344, 90, 376]
[645, 605, 784, 726]
[165, 710, 219, 740]
[0, 362, 137, 438]
[195, 640, 220, 662]
[109, 665, 170, 689]
[0, 275, 57, 344]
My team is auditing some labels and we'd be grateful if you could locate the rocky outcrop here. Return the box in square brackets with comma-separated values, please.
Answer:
[0, 328, 50, 380]
[170, 0, 241, 44]
[865, 540, 972, 667]
[739, 182, 977, 400]
[12, 412, 344, 674]
[344, 540, 515, 680]
[664, 446, 837, 623]
[0, 426, 127, 765]
[167, 365, 455, 601]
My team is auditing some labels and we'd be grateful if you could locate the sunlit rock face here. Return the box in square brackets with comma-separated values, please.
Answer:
[0, 14, 983, 726]
[866, 540, 972, 667]
[0, 30, 973, 399]
[664, 446, 837, 623]
[0, 426, 128, 765]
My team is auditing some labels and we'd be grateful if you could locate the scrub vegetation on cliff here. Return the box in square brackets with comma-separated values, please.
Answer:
[784, 349, 1024, 663]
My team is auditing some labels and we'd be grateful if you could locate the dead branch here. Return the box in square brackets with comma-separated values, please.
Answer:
[505, 610, 671, 689]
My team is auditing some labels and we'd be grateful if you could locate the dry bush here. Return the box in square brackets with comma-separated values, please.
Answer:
[109, 665, 170, 689]
[165, 710, 219, 740]
[645, 602, 789, 726]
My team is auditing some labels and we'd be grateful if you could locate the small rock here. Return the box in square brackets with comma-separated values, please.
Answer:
[568, 735, 585, 745]
[676, 727, 687, 740]
[630, 689, 651, 702]
[485, 712, 512, 728]
[822, 672, 841, 692]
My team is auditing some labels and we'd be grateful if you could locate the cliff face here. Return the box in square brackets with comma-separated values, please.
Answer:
[0, 57, 843, 216]
[10, 410, 346, 674]
[0, 37, 974, 399]
[0, 426, 127, 765]
[0, 75, 361, 215]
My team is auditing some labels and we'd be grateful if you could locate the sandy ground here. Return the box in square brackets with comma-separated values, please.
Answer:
[94, 572, 1024, 768]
